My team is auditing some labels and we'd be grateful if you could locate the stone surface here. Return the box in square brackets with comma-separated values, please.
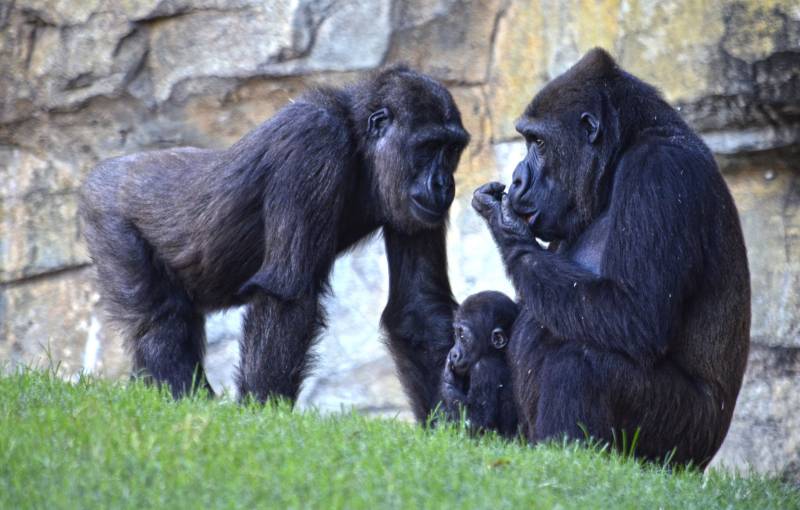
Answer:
[0, 0, 798, 481]
[488, 0, 800, 149]
[711, 344, 800, 480]
[385, 0, 503, 83]
[145, 5, 296, 103]
[724, 147, 800, 348]
[0, 267, 129, 379]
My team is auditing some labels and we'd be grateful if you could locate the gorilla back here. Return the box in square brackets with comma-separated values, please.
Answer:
[81, 67, 468, 405]
[473, 48, 749, 467]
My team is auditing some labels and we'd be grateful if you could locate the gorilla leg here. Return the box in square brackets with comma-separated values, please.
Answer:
[85, 212, 211, 397]
[237, 292, 324, 403]
[532, 344, 719, 466]
[533, 344, 615, 443]
[130, 302, 209, 398]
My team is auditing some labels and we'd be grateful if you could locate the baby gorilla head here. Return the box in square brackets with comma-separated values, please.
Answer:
[448, 291, 519, 376]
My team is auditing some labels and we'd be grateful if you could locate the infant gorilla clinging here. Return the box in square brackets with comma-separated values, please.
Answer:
[440, 291, 519, 438]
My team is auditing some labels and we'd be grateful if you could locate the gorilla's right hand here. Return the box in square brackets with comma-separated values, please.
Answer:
[472, 182, 531, 244]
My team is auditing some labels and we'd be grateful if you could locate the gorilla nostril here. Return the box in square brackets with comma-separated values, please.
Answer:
[430, 172, 446, 192]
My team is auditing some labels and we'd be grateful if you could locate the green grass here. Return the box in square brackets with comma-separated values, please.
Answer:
[0, 370, 797, 510]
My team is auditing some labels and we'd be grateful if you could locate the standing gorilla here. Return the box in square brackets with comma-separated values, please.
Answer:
[81, 67, 468, 414]
[473, 48, 750, 467]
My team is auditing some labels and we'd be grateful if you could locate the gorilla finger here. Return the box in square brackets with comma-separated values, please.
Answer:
[472, 194, 500, 218]
[500, 194, 520, 218]
[474, 182, 506, 200]
[501, 194, 531, 237]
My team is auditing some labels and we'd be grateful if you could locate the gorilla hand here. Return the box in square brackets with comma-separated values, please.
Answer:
[472, 183, 531, 245]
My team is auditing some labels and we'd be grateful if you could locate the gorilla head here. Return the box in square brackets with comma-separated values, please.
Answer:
[448, 291, 518, 376]
[355, 67, 470, 233]
[508, 49, 625, 244]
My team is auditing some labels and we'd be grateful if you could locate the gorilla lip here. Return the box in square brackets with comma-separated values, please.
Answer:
[411, 197, 445, 223]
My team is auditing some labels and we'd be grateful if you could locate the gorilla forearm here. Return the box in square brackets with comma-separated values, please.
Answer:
[499, 241, 667, 365]
[238, 292, 325, 402]
[382, 224, 457, 421]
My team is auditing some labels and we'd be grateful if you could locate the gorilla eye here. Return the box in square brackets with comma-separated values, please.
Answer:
[525, 135, 545, 151]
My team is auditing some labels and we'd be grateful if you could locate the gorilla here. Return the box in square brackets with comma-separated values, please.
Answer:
[80, 66, 468, 415]
[440, 291, 519, 439]
[473, 48, 750, 467]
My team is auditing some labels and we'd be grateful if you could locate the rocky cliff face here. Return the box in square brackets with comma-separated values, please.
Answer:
[1, 0, 798, 479]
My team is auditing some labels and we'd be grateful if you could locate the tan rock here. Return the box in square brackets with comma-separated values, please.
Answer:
[488, 0, 548, 141]
[0, 191, 88, 282]
[385, 0, 503, 83]
[712, 344, 800, 479]
[488, 0, 799, 146]
[722, 148, 800, 348]
[450, 85, 498, 196]
[0, 267, 129, 379]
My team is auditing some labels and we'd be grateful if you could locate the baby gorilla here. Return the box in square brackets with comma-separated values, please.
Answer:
[440, 291, 519, 438]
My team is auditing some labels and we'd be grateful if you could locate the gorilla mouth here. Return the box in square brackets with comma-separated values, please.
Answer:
[411, 198, 445, 223]
[522, 212, 560, 251]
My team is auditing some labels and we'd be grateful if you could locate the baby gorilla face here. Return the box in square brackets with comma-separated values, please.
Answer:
[447, 320, 509, 376]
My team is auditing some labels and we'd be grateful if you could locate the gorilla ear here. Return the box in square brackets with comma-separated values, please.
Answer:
[368, 107, 392, 138]
[491, 327, 508, 349]
[580, 112, 601, 144]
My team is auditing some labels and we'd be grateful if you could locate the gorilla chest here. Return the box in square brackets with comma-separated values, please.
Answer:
[564, 215, 612, 275]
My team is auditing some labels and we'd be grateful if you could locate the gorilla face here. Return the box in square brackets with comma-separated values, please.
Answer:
[407, 133, 463, 225]
[448, 319, 511, 376]
[448, 291, 517, 376]
[448, 321, 484, 376]
[365, 70, 469, 233]
[507, 78, 615, 244]
[507, 119, 587, 243]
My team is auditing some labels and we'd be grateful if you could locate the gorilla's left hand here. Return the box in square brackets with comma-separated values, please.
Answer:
[472, 182, 531, 244]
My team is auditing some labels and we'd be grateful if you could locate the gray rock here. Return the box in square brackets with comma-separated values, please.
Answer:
[711, 344, 800, 480]
[0, 9, 147, 122]
[0, 267, 129, 379]
[723, 148, 800, 349]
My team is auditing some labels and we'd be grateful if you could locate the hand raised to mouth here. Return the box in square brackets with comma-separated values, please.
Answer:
[472, 182, 532, 244]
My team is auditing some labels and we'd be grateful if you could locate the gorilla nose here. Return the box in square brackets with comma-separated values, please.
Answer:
[448, 350, 466, 373]
[430, 172, 455, 208]
[509, 162, 531, 204]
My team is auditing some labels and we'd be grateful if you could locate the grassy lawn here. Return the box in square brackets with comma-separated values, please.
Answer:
[0, 370, 797, 509]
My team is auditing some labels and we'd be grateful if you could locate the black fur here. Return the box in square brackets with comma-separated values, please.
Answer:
[440, 291, 519, 438]
[80, 66, 468, 409]
[473, 48, 750, 467]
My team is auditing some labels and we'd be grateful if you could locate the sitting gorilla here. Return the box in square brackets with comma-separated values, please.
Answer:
[440, 291, 519, 439]
[473, 48, 750, 467]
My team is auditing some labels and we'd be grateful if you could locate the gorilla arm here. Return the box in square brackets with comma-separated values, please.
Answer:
[382, 224, 458, 422]
[236, 102, 355, 302]
[474, 152, 699, 367]
[440, 362, 468, 421]
[463, 358, 506, 432]
[236, 102, 355, 402]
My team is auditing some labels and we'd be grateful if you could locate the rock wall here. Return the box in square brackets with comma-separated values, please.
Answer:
[1, 0, 798, 479]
